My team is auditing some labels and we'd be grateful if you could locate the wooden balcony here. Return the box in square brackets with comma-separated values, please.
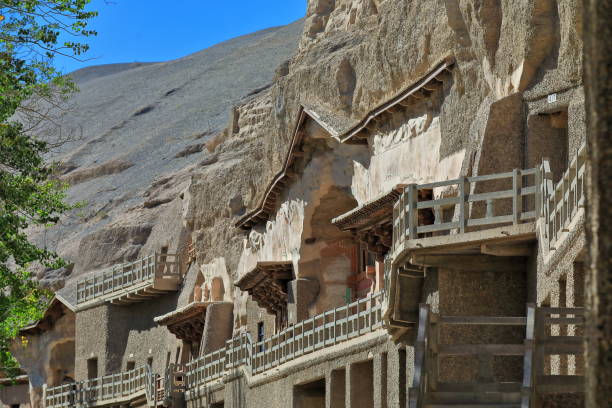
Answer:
[392, 168, 539, 257]
[44, 365, 158, 408]
[76, 252, 182, 307]
[540, 143, 586, 252]
[185, 291, 384, 389]
[391, 142, 586, 260]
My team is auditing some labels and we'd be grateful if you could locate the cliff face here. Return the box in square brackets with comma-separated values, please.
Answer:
[181, 0, 583, 326]
[40, 0, 583, 305]
[31, 21, 305, 288]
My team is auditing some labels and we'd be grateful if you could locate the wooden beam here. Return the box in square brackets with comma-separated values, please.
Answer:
[481, 243, 532, 257]
[409, 254, 525, 272]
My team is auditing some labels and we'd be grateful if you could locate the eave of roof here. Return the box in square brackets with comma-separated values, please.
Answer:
[235, 261, 293, 290]
[19, 296, 74, 335]
[154, 301, 211, 326]
[235, 261, 293, 315]
[337, 57, 455, 144]
[235, 107, 339, 230]
[236, 57, 454, 231]
[332, 185, 406, 231]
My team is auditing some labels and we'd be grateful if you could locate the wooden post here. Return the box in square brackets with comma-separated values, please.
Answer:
[486, 199, 494, 219]
[407, 184, 418, 240]
[458, 177, 467, 233]
[513, 169, 523, 225]
[434, 205, 442, 225]
[535, 164, 542, 218]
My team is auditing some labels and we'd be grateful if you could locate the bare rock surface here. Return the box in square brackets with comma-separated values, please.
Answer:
[33, 20, 304, 286]
[38, 0, 583, 308]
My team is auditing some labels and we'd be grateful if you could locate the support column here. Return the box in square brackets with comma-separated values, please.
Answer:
[327, 368, 346, 408]
[347, 361, 374, 408]
[374, 353, 388, 408]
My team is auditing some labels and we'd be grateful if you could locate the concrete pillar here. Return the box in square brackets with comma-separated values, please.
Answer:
[347, 361, 374, 408]
[374, 353, 388, 408]
[326, 368, 346, 408]
[200, 302, 233, 355]
[225, 376, 246, 408]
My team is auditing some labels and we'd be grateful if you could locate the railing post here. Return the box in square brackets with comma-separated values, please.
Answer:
[535, 164, 542, 219]
[513, 169, 523, 225]
[521, 303, 536, 408]
[407, 184, 418, 240]
[458, 176, 467, 233]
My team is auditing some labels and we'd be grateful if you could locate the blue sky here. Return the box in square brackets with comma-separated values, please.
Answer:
[56, 0, 307, 73]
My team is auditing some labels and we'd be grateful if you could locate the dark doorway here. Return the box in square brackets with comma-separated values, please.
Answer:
[294, 378, 325, 408]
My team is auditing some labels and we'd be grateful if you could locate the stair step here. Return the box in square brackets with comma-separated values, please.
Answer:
[436, 382, 522, 393]
[540, 337, 583, 354]
[429, 391, 521, 403]
[438, 344, 524, 356]
[425, 404, 520, 408]
[439, 316, 527, 326]
[537, 375, 584, 393]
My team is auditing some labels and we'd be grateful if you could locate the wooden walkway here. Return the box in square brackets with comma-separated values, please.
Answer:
[76, 252, 182, 307]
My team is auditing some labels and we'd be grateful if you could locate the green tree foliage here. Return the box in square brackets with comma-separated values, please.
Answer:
[0, 0, 96, 376]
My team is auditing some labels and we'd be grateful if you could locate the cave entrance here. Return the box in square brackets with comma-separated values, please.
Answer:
[527, 109, 569, 183]
[293, 378, 326, 408]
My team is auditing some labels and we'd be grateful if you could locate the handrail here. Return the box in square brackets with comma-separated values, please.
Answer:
[391, 142, 586, 259]
[184, 291, 384, 389]
[539, 144, 586, 252]
[76, 252, 181, 304]
[393, 168, 538, 253]
[521, 303, 536, 408]
[408, 304, 430, 408]
[144, 363, 158, 407]
[45, 365, 149, 408]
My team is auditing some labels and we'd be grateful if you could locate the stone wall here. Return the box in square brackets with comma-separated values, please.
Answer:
[583, 0, 612, 404]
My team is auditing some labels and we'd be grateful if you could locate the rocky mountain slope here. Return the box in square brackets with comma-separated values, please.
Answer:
[33, 21, 304, 287]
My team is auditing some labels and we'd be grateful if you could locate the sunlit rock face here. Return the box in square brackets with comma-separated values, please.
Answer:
[24, 1, 586, 405]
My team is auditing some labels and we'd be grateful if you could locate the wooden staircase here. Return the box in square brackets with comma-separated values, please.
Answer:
[409, 304, 585, 408]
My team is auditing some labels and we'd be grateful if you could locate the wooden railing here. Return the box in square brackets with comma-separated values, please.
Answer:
[405, 304, 583, 408]
[521, 304, 536, 408]
[393, 169, 538, 253]
[45, 365, 150, 408]
[144, 363, 162, 407]
[161, 363, 186, 406]
[528, 307, 585, 395]
[185, 291, 384, 388]
[408, 304, 431, 408]
[539, 144, 586, 252]
[391, 142, 587, 258]
[76, 252, 181, 304]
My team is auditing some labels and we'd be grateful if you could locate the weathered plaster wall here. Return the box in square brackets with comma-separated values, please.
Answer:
[352, 111, 464, 204]
[235, 120, 369, 327]
[74, 294, 182, 380]
[10, 312, 74, 408]
[186, 334, 412, 408]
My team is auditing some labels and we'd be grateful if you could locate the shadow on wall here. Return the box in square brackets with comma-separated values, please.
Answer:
[105, 292, 180, 373]
[48, 339, 75, 386]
